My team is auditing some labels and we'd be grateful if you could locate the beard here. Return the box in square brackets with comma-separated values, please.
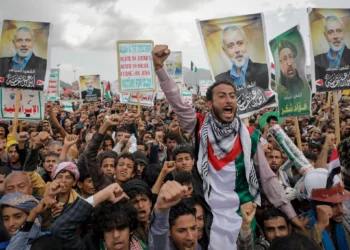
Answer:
[329, 39, 345, 52]
[229, 52, 249, 68]
[16, 48, 32, 57]
[212, 103, 236, 124]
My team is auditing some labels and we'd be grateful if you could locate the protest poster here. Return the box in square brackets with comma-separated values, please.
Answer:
[0, 20, 51, 90]
[60, 100, 74, 113]
[197, 13, 275, 117]
[44, 69, 59, 101]
[120, 92, 155, 107]
[0, 88, 44, 120]
[156, 91, 164, 100]
[164, 51, 185, 90]
[60, 80, 81, 101]
[199, 80, 213, 96]
[117, 40, 156, 92]
[181, 90, 193, 105]
[111, 80, 119, 95]
[269, 26, 311, 117]
[309, 8, 350, 92]
[79, 75, 102, 102]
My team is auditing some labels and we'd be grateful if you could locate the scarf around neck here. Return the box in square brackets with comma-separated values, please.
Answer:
[197, 113, 260, 202]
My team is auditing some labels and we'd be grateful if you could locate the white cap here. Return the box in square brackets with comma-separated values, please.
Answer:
[303, 168, 340, 199]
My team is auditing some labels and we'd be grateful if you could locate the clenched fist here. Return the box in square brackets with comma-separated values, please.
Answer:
[152, 45, 171, 71]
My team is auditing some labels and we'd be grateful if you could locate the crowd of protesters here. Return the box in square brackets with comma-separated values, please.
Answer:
[0, 45, 349, 250]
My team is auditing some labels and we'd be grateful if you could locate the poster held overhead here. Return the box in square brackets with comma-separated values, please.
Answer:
[197, 13, 275, 117]
[199, 80, 213, 96]
[164, 51, 184, 90]
[117, 40, 156, 92]
[0, 20, 51, 90]
[79, 75, 101, 102]
[45, 68, 59, 101]
[269, 26, 311, 117]
[309, 8, 350, 92]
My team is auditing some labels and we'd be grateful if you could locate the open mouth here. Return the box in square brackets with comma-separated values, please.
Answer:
[183, 242, 195, 249]
[223, 107, 233, 114]
[333, 41, 340, 46]
[120, 171, 127, 177]
[235, 55, 243, 61]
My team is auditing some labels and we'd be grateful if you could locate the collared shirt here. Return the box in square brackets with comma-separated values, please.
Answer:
[328, 45, 345, 68]
[12, 52, 32, 70]
[86, 88, 94, 95]
[230, 59, 249, 87]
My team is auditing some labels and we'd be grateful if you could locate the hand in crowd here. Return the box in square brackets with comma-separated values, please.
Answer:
[315, 205, 333, 232]
[63, 134, 79, 148]
[31, 131, 52, 148]
[170, 122, 180, 136]
[47, 180, 67, 197]
[154, 181, 188, 213]
[93, 183, 128, 206]
[240, 202, 257, 231]
[152, 45, 170, 71]
[30, 196, 57, 217]
[161, 161, 176, 175]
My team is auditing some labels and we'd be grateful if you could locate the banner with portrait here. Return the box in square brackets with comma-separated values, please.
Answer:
[0, 88, 44, 120]
[197, 13, 275, 118]
[270, 26, 311, 117]
[117, 40, 156, 92]
[309, 8, 350, 92]
[45, 68, 59, 101]
[79, 75, 102, 102]
[163, 51, 185, 90]
[0, 20, 51, 90]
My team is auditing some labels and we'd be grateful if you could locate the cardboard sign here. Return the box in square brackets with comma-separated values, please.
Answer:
[0, 88, 44, 120]
[121, 92, 155, 107]
[117, 40, 156, 92]
[0, 20, 51, 90]
[45, 69, 59, 101]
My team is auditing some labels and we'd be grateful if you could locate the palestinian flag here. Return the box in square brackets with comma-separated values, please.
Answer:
[105, 81, 112, 102]
[326, 147, 341, 189]
[191, 61, 198, 73]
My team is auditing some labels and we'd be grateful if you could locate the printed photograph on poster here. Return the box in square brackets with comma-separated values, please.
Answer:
[60, 80, 81, 101]
[197, 13, 275, 117]
[117, 40, 156, 92]
[270, 26, 311, 117]
[79, 75, 101, 102]
[0, 20, 50, 90]
[0, 88, 44, 120]
[310, 8, 350, 91]
[45, 68, 59, 101]
[199, 80, 213, 96]
[164, 51, 185, 90]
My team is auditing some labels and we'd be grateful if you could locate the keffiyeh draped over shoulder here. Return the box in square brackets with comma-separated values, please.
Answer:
[0, 193, 39, 213]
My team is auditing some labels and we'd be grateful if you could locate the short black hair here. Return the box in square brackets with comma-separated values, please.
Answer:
[43, 152, 59, 161]
[169, 200, 196, 228]
[0, 166, 11, 177]
[301, 137, 309, 143]
[0, 123, 9, 138]
[172, 144, 194, 160]
[268, 233, 322, 250]
[136, 140, 147, 149]
[102, 135, 115, 149]
[98, 150, 118, 168]
[78, 165, 91, 183]
[206, 80, 236, 101]
[93, 198, 138, 237]
[175, 171, 193, 185]
[155, 123, 164, 129]
[262, 208, 289, 231]
[321, 124, 335, 133]
[303, 152, 317, 162]
[308, 142, 322, 152]
[141, 163, 162, 188]
[164, 133, 176, 143]
[117, 152, 136, 173]
[267, 116, 278, 124]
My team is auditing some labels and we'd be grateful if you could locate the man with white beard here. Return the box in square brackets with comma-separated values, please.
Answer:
[0, 26, 47, 89]
[215, 25, 271, 114]
[315, 15, 350, 81]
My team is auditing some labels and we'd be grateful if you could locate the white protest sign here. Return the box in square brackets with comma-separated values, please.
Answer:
[199, 80, 213, 96]
[45, 69, 59, 101]
[60, 100, 74, 113]
[0, 89, 44, 120]
[117, 40, 156, 92]
[181, 90, 193, 105]
[120, 92, 155, 107]
[156, 91, 165, 100]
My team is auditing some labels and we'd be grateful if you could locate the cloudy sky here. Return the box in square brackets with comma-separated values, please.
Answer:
[0, 0, 347, 83]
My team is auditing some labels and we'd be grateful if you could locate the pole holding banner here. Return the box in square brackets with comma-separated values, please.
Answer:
[12, 90, 21, 139]
[137, 92, 141, 114]
[294, 117, 302, 151]
[333, 91, 341, 145]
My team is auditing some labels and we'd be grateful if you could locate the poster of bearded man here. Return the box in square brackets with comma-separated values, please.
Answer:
[0, 20, 51, 91]
[309, 8, 350, 92]
[197, 13, 276, 117]
[270, 26, 311, 118]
